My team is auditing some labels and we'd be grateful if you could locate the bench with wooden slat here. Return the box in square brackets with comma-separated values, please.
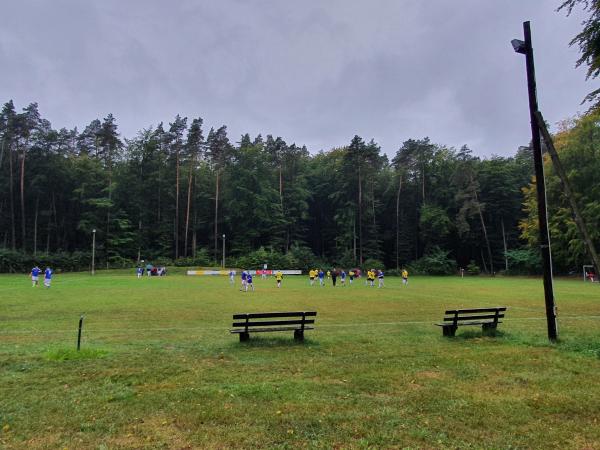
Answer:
[435, 307, 507, 337]
[231, 311, 317, 341]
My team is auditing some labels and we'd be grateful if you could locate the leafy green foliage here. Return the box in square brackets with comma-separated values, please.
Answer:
[408, 247, 456, 275]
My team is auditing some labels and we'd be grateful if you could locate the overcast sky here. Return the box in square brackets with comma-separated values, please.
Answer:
[0, 0, 591, 157]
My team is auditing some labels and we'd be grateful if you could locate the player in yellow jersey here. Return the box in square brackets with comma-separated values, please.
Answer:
[402, 268, 408, 286]
[309, 269, 316, 286]
[275, 270, 283, 288]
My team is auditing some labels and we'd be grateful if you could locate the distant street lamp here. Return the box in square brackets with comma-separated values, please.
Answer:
[91, 229, 96, 276]
[222, 234, 226, 268]
[512, 21, 558, 342]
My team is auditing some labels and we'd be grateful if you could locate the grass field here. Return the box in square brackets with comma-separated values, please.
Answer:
[1, 272, 600, 449]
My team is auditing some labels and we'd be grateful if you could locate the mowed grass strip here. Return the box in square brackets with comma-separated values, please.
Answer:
[1, 273, 599, 449]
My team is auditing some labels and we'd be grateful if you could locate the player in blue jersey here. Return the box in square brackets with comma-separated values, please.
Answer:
[318, 269, 325, 286]
[136, 267, 144, 279]
[43, 267, 53, 288]
[229, 270, 235, 285]
[31, 266, 41, 287]
[340, 269, 346, 286]
[240, 270, 248, 291]
[246, 273, 254, 292]
[377, 269, 385, 288]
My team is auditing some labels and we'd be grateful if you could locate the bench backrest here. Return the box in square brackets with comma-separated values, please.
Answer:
[232, 311, 317, 331]
[443, 307, 506, 326]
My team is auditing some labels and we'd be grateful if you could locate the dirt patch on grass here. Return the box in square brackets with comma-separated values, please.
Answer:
[415, 370, 443, 379]
[107, 416, 193, 449]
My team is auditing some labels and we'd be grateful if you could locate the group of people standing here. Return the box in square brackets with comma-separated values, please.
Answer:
[30, 266, 53, 288]
[308, 268, 373, 287]
[308, 267, 409, 288]
[234, 269, 285, 291]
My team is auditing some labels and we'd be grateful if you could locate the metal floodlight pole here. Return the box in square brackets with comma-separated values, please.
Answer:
[222, 234, 226, 268]
[91, 229, 96, 276]
[512, 21, 558, 341]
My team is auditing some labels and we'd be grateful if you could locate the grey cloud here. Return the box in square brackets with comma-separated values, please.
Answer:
[0, 0, 591, 157]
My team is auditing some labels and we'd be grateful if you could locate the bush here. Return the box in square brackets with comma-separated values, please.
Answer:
[362, 258, 385, 271]
[0, 249, 94, 273]
[466, 261, 480, 275]
[408, 248, 456, 275]
[505, 249, 542, 275]
[173, 249, 212, 267]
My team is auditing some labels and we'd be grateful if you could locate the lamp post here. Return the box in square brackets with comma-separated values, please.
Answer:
[91, 229, 96, 276]
[512, 21, 558, 341]
[222, 234, 226, 268]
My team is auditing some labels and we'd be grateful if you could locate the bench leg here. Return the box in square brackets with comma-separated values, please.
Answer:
[239, 332, 250, 342]
[294, 330, 304, 341]
[442, 326, 457, 337]
[482, 323, 497, 336]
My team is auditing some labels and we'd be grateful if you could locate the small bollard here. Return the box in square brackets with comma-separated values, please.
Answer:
[77, 315, 85, 351]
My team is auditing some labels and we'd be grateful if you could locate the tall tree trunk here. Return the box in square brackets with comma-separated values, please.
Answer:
[19, 144, 26, 250]
[52, 192, 58, 251]
[214, 169, 220, 262]
[353, 212, 357, 263]
[33, 197, 39, 257]
[137, 217, 142, 264]
[371, 180, 376, 227]
[175, 150, 180, 259]
[501, 217, 508, 272]
[358, 165, 363, 264]
[279, 165, 283, 208]
[192, 231, 197, 259]
[8, 142, 16, 250]
[184, 163, 194, 257]
[0, 137, 6, 169]
[422, 165, 425, 202]
[475, 190, 494, 276]
[480, 248, 488, 274]
[45, 218, 51, 254]
[535, 111, 600, 276]
[106, 171, 111, 269]
[395, 174, 402, 270]
[157, 159, 161, 222]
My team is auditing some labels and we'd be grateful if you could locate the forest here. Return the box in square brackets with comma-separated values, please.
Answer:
[1, 99, 599, 274]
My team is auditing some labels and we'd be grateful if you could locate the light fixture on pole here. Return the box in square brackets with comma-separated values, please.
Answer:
[512, 21, 558, 341]
[222, 234, 226, 268]
[91, 229, 96, 276]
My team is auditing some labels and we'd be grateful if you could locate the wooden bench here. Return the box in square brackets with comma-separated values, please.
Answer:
[230, 311, 317, 342]
[436, 307, 507, 337]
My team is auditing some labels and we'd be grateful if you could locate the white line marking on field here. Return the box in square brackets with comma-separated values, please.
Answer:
[1, 316, 599, 335]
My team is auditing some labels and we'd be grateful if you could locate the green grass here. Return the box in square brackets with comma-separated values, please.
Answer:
[1, 272, 599, 449]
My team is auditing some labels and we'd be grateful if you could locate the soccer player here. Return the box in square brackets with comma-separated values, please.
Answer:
[377, 269, 385, 288]
[340, 269, 347, 286]
[229, 270, 235, 285]
[136, 266, 143, 279]
[31, 265, 41, 287]
[318, 269, 325, 286]
[44, 267, 52, 288]
[241, 270, 248, 291]
[275, 270, 283, 288]
[326, 270, 331, 280]
[349, 270, 355, 284]
[309, 269, 316, 286]
[246, 273, 254, 292]
[402, 268, 409, 286]
[331, 268, 338, 287]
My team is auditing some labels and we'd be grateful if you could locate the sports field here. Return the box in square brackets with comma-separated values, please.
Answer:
[1, 272, 599, 449]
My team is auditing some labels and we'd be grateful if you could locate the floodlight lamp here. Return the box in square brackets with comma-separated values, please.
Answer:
[511, 39, 526, 54]
[92, 229, 96, 233]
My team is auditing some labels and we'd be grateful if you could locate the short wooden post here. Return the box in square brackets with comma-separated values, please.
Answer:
[77, 315, 84, 351]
